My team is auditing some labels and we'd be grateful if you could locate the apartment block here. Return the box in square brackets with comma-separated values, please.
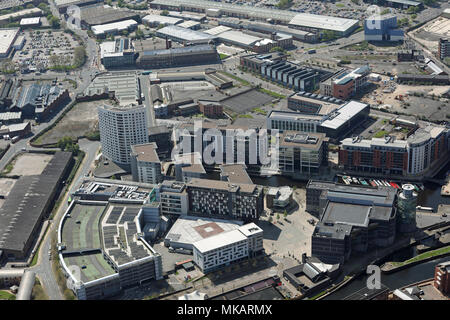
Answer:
[156, 180, 189, 216]
[192, 223, 263, 273]
[187, 178, 264, 221]
[278, 131, 328, 175]
[130, 143, 163, 184]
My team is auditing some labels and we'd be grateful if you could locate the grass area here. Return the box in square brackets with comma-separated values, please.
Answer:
[336, 3, 345, 7]
[252, 107, 267, 115]
[219, 53, 230, 60]
[373, 130, 388, 138]
[256, 87, 286, 99]
[30, 237, 44, 267]
[220, 71, 250, 86]
[391, 246, 450, 267]
[238, 114, 253, 119]
[31, 279, 49, 300]
[309, 289, 328, 300]
[0, 290, 16, 300]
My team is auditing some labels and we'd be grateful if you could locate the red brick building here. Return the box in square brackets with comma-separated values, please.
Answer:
[198, 101, 223, 118]
[434, 261, 450, 295]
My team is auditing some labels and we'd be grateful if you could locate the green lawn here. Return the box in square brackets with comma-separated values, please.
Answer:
[257, 88, 286, 99]
[252, 107, 267, 115]
[391, 246, 450, 267]
[0, 290, 16, 300]
[219, 53, 230, 60]
[220, 71, 250, 86]
[373, 130, 388, 138]
[238, 114, 253, 119]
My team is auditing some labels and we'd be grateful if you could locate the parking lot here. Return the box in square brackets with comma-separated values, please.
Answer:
[4, 153, 53, 177]
[12, 30, 81, 73]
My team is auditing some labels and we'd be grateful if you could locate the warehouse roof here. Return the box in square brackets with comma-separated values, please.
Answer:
[0, 28, 20, 56]
[204, 26, 231, 35]
[142, 14, 183, 26]
[217, 30, 262, 47]
[289, 13, 359, 33]
[156, 25, 216, 42]
[20, 17, 40, 26]
[91, 20, 138, 36]
[0, 152, 71, 254]
[0, 8, 42, 22]
[320, 101, 369, 130]
[151, 0, 296, 22]
[82, 6, 139, 26]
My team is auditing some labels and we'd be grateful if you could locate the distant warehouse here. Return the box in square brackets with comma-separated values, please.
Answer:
[80, 5, 140, 28]
[288, 13, 360, 37]
[156, 25, 216, 44]
[55, 0, 103, 13]
[136, 44, 219, 69]
[91, 20, 138, 38]
[0, 152, 72, 261]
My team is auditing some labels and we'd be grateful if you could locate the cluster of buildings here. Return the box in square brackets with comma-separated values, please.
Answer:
[241, 53, 333, 92]
[0, 78, 70, 122]
[307, 181, 417, 264]
[149, 0, 360, 37]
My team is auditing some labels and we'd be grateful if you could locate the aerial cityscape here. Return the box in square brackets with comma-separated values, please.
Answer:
[0, 0, 449, 307]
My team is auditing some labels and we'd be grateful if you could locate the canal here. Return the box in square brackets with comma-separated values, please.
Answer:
[322, 255, 449, 300]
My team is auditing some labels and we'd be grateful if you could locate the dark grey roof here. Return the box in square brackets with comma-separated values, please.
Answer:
[322, 202, 371, 228]
[0, 152, 72, 253]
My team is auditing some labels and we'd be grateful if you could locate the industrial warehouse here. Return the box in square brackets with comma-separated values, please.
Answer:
[0, 152, 72, 261]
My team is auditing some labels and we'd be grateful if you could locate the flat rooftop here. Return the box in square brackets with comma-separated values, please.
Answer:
[219, 164, 253, 185]
[289, 13, 359, 33]
[156, 25, 216, 42]
[165, 216, 243, 248]
[193, 229, 247, 254]
[131, 143, 160, 163]
[320, 101, 369, 130]
[85, 72, 139, 105]
[322, 202, 371, 228]
[0, 28, 20, 56]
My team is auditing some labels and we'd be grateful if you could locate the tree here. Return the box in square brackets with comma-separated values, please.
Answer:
[134, 28, 144, 39]
[283, 210, 287, 218]
[161, 10, 169, 16]
[270, 46, 285, 53]
[48, 15, 60, 29]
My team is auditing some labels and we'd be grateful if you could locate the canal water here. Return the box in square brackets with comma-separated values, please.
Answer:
[322, 256, 449, 300]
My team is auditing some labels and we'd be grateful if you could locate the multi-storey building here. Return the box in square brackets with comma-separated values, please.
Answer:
[130, 143, 163, 184]
[187, 178, 264, 221]
[156, 180, 189, 216]
[287, 91, 343, 114]
[192, 223, 263, 273]
[98, 104, 149, 166]
[339, 135, 408, 176]
[438, 38, 450, 61]
[364, 14, 404, 42]
[278, 131, 328, 175]
[173, 121, 266, 167]
[267, 101, 370, 141]
[434, 261, 450, 295]
[100, 38, 136, 68]
[261, 60, 331, 92]
[311, 184, 397, 264]
[330, 66, 371, 100]
[339, 124, 449, 177]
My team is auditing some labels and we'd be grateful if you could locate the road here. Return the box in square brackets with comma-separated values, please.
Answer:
[139, 75, 156, 127]
[29, 139, 100, 300]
